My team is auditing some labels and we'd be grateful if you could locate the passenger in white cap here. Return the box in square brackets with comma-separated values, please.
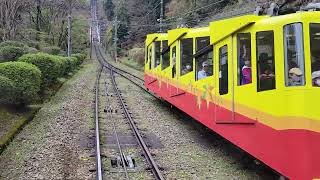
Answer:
[312, 70, 320, 87]
[198, 61, 209, 80]
[288, 67, 303, 86]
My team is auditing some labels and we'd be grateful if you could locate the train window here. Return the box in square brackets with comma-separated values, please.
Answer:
[284, 23, 305, 87]
[196, 37, 213, 81]
[256, 31, 276, 92]
[154, 41, 161, 68]
[196, 37, 210, 51]
[180, 38, 193, 76]
[219, 45, 228, 95]
[172, 46, 177, 78]
[237, 33, 252, 86]
[148, 46, 152, 70]
[162, 40, 170, 70]
[310, 23, 320, 87]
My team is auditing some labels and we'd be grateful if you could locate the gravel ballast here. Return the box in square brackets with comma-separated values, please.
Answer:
[0, 59, 98, 179]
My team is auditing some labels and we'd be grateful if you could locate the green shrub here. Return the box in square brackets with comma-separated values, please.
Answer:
[55, 56, 69, 76]
[0, 62, 41, 105]
[128, 48, 144, 65]
[0, 46, 26, 62]
[18, 53, 61, 86]
[71, 53, 86, 65]
[68, 57, 78, 72]
[0, 76, 14, 104]
[0, 41, 25, 48]
[42, 46, 61, 55]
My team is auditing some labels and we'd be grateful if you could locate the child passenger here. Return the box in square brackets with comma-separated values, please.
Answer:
[241, 59, 252, 85]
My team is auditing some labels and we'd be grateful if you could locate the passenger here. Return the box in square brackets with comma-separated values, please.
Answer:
[258, 53, 275, 90]
[311, 56, 320, 72]
[312, 70, 320, 87]
[241, 58, 252, 85]
[198, 62, 209, 80]
[172, 52, 176, 77]
[182, 64, 192, 75]
[288, 67, 302, 86]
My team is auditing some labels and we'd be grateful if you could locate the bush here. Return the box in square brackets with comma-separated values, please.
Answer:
[55, 56, 69, 76]
[62, 57, 78, 74]
[71, 53, 86, 65]
[18, 53, 61, 86]
[0, 62, 41, 105]
[0, 76, 14, 104]
[0, 46, 26, 63]
[127, 48, 144, 65]
[0, 41, 25, 48]
[41, 46, 61, 55]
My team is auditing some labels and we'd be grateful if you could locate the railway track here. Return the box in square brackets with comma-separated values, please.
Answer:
[93, 44, 164, 180]
[95, 45, 158, 98]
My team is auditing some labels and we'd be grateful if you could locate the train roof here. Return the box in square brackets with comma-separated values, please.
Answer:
[209, 15, 265, 45]
[168, 27, 210, 46]
[146, 33, 167, 47]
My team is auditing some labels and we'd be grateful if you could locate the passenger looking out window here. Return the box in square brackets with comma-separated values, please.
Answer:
[288, 68, 303, 86]
[242, 57, 252, 85]
[148, 46, 152, 70]
[198, 62, 209, 80]
[310, 23, 320, 87]
[312, 71, 320, 87]
[284, 23, 305, 86]
[195, 37, 213, 81]
[237, 33, 252, 85]
[172, 47, 177, 78]
[154, 41, 161, 68]
[256, 31, 276, 91]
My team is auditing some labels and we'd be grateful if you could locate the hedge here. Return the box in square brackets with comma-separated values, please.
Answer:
[0, 62, 41, 105]
[71, 53, 86, 65]
[0, 76, 14, 104]
[0, 41, 25, 48]
[18, 53, 61, 86]
[0, 46, 26, 63]
[42, 46, 61, 55]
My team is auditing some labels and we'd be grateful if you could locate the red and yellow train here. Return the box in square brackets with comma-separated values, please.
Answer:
[144, 10, 320, 180]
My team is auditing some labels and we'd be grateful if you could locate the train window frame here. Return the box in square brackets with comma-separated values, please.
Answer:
[283, 23, 306, 87]
[237, 33, 252, 86]
[154, 41, 161, 69]
[161, 40, 170, 70]
[180, 38, 194, 77]
[195, 37, 213, 81]
[309, 23, 320, 87]
[256, 30, 276, 92]
[219, 45, 228, 95]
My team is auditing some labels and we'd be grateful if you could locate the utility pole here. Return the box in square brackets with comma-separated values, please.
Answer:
[90, 25, 93, 59]
[160, 0, 164, 32]
[114, 12, 118, 63]
[67, 14, 72, 57]
[67, 1, 72, 57]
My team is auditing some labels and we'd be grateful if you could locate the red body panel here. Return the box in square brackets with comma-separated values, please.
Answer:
[145, 74, 320, 180]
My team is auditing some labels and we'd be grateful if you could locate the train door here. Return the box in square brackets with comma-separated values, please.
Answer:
[170, 42, 182, 97]
[233, 32, 257, 124]
[215, 37, 233, 123]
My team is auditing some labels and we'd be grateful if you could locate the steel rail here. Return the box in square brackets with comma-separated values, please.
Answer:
[103, 70, 130, 180]
[94, 44, 164, 180]
[95, 67, 103, 180]
[96, 46, 144, 82]
[109, 69, 165, 180]
[95, 46, 158, 99]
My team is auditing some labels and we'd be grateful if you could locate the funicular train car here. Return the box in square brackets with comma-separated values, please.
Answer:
[145, 11, 320, 180]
